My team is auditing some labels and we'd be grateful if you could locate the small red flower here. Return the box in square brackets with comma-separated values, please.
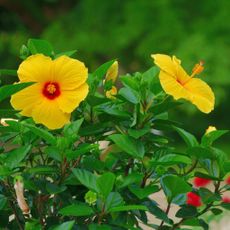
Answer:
[225, 176, 230, 185]
[222, 196, 230, 203]
[186, 192, 202, 207]
[193, 177, 211, 187]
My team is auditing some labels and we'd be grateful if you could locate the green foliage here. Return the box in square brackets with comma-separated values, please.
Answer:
[0, 39, 228, 230]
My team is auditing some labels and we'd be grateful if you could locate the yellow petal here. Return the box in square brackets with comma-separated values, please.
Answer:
[57, 83, 89, 113]
[159, 71, 190, 100]
[10, 83, 43, 117]
[184, 78, 215, 113]
[17, 54, 52, 83]
[151, 54, 177, 78]
[52, 55, 88, 90]
[32, 100, 70, 129]
[106, 86, 117, 99]
[105, 61, 118, 83]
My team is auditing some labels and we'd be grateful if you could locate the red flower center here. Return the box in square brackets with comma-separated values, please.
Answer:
[42, 82, 61, 100]
[186, 192, 202, 207]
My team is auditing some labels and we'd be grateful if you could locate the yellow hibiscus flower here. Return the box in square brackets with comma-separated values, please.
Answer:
[151, 54, 215, 113]
[11, 54, 89, 129]
[105, 61, 118, 99]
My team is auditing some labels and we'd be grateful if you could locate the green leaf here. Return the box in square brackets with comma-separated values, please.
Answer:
[211, 208, 223, 215]
[59, 204, 94, 217]
[0, 166, 12, 177]
[105, 192, 124, 211]
[201, 130, 228, 146]
[4, 145, 31, 169]
[142, 66, 162, 94]
[160, 175, 191, 201]
[97, 172, 116, 198]
[66, 143, 98, 161]
[0, 69, 17, 76]
[52, 221, 75, 230]
[176, 206, 198, 218]
[150, 154, 192, 166]
[23, 124, 56, 145]
[88, 60, 115, 94]
[118, 173, 142, 189]
[46, 183, 67, 194]
[0, 194, 7, 210]
[221, 202, 230, 210]
[186, 146, 214, 159]
[194, 172, 221, 181]
[145, 202, 171, 224]
[55, 50, 77, 58]
[109, 205, 148, 213]
[109, 134, 145, 158]
[119, 87, 140, 104]
[128, 126, 150, 139]
[0, 82, 34, 103]
[28, 39, 53, 56]
[120, 75, 139, 91]
[129, 184, 159, 199]
[25, 220, 42, 230]
[173, 126, 198, 147]
[63, 118, 84, 136]
[72, 169, 98, 192]
[89, 224, 111, 230]
[27, 166, 58, 175]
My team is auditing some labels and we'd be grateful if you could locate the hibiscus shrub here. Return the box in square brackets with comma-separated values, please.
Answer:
[0, 39, 229, 230]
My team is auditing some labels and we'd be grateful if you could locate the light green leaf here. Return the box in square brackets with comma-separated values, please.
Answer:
[0, 82, 34, 103]
[109, 134, 145, 158]
[97, 172, 116, 198]
[28, 39, 53, 56]
[201, 130, 229, 146]
[119, 87, 140, 104]
[59, 204, 94, 217]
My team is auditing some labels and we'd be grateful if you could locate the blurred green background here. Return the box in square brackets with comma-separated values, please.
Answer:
[0, 0, 229, 145]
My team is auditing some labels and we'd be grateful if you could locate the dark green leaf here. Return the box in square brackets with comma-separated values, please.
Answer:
[194, 172, 221, 181]
[23, 124, 56, 145]
[97, 172, 116, 198]
[105, 192, 124, 211]
[160, 175, 191, 201]
[89, 224, 111, 230]
[72, 169, 98, 192]
[52, 221, 75, 230]
[5, 145, 31, 169]
[109, 205, 148, 212]
[129, 184, 159, 199]
[27, 166, 58, 175]
[0, 194, 7, 210]
[63, 118, 84, 136]
[211, 208, 223, 215]
[173, 126, 198, 147]
[176, 206, 197, 218]
[59, 204, 94, 217]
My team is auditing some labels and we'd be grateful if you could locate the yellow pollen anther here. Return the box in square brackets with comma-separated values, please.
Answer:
[191, 61, 204, 78]
[47, 84, 56, 94]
